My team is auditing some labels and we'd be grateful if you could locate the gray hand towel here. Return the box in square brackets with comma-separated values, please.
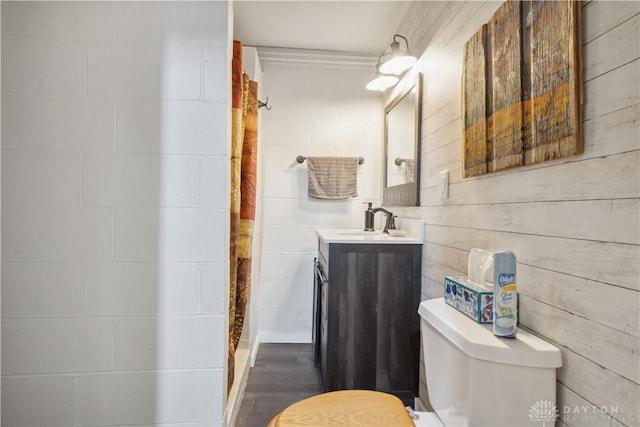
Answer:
[306, 156, 359, 200]
[405, 159, 415, 183]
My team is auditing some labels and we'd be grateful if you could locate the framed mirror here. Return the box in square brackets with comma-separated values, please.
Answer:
[382, 73, 422, 206]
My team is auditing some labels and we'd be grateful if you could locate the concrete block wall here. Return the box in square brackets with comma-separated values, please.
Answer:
[257, 62, 383, 342]
[1, 2, 230, 426]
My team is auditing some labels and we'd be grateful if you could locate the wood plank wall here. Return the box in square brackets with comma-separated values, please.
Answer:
[390, 1, 640, 425]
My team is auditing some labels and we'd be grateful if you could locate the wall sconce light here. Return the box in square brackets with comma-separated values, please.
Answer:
[379, 34, 417, 75]
[366, 57, 400, 91]
[366, 34, 416, 91]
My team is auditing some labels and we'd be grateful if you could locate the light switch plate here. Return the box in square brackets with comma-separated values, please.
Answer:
[439, 170, 449, 199]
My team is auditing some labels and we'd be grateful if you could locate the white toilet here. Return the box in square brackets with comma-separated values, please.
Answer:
[413, 298, 562, 426]
[268, 297, 562, 427]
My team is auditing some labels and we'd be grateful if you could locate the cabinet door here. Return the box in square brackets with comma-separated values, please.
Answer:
[375, 251, 420, 400]
[312, 259, 323, 367]
[334, 250, 378, 391]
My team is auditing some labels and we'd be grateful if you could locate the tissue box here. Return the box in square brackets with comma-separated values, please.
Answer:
[444, 276, 494, 323]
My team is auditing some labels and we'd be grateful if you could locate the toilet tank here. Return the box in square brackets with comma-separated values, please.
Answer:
[418, 298, 562, 427]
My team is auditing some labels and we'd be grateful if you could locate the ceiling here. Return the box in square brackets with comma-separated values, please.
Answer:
[233, 1, 415, 56]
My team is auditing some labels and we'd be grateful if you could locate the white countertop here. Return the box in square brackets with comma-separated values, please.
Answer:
[316, 218, 424, 244]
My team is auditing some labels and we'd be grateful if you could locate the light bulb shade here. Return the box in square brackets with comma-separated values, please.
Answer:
[379, 53, 417, 75]
[379, 34, 417, 75]
[366, 73, 399, 91]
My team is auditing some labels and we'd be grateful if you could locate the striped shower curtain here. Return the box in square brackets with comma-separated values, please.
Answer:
[229, 40, 258, 391]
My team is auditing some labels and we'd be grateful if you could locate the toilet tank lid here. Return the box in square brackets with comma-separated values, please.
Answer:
[418, 298, 562, 368]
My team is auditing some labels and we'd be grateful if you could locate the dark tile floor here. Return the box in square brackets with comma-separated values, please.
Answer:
[235, 343, 323, 427]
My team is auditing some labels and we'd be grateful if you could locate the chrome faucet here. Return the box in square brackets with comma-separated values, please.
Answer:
[372, 207, 395, 233]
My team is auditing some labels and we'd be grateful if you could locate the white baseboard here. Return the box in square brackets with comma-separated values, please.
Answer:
[224, 348, 251, 427]
[250, 334, 260, 368]
[259, 332, 311, 343]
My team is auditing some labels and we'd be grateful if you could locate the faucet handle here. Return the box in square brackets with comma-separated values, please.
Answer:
[388, 215, 397, 230]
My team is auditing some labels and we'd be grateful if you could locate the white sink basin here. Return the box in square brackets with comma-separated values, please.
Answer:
[336, 231, 381, 236]
[317, 220, 423, 245]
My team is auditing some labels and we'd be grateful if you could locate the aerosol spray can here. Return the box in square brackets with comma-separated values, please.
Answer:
[493, 251, 517, 339]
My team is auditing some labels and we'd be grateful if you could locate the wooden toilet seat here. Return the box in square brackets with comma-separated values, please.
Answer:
[267, 390, 415, 427]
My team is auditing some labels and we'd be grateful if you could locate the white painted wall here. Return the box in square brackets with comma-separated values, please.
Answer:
[1, 2, 230, 426]
[391, 1, 640, 425]
[257, 61, 383, 342]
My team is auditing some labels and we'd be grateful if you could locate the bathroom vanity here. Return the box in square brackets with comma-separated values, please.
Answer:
[313, 224, 423, 406]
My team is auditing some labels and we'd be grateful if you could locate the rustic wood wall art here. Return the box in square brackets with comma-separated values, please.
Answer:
[462, 0, 582, 178]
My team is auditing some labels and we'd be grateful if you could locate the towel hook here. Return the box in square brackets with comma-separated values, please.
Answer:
[258, 97, 272, 110]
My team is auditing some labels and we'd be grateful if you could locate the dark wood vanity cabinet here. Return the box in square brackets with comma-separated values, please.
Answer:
[313, 239, 422, 406]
